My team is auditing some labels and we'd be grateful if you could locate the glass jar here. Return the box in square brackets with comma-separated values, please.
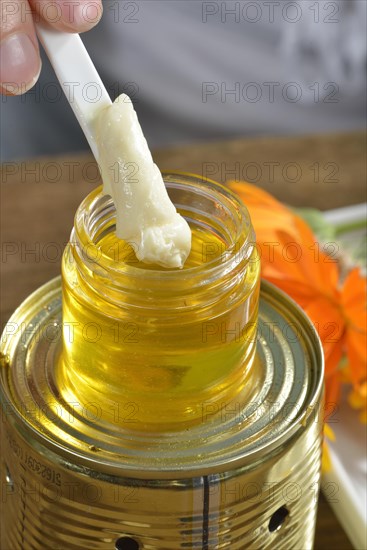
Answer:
[58, 172, 261, 431]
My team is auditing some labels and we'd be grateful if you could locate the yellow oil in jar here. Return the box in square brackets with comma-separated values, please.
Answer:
[58, 181, 261, 431]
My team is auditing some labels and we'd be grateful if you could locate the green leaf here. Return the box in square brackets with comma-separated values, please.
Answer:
[295, 207, 366, 271]
[294, 207, 337, 242]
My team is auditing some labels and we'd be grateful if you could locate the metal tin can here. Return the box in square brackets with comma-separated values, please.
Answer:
[0, 277, 323, 550]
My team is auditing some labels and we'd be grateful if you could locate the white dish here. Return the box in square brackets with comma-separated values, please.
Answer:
[322, 394, 367, 550]
[319, 204, 366, 550]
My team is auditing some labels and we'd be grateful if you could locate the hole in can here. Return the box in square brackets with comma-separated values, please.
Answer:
[268, 505, 289, 532]
[115, 537, 140, 550]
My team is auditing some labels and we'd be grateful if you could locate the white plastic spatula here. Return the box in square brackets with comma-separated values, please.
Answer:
[36, 24, 192, 269]
[36, 24, 112, 162]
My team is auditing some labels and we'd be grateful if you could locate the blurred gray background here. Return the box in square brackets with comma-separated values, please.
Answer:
[1, 0, 366, 161]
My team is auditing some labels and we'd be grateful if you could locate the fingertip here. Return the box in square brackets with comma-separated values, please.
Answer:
[62, 1, 103, 33]
[29, 0, 103, 34]
[0, 68, 41, 95]
[79, 2, 103, 30]
[0, 33, 42, 96]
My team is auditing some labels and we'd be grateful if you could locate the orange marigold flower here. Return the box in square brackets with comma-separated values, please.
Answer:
[229, 181, 367, 414]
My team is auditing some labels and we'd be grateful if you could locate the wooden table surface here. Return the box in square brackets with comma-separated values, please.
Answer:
[1, 131, 365, 549]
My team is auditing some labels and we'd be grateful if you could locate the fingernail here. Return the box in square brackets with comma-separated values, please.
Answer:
[0, 34, 41, 94]
[74, 1, 101, 29]
[57, 0, 103, 32]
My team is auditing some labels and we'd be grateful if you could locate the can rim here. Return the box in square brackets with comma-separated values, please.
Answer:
[0, 277, 324, 480]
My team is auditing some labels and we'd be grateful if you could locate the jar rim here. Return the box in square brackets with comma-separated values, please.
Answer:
[72, 172, 256, 286]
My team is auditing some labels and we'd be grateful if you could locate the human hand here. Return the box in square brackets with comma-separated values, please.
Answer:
[0, 0, 103, 95]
